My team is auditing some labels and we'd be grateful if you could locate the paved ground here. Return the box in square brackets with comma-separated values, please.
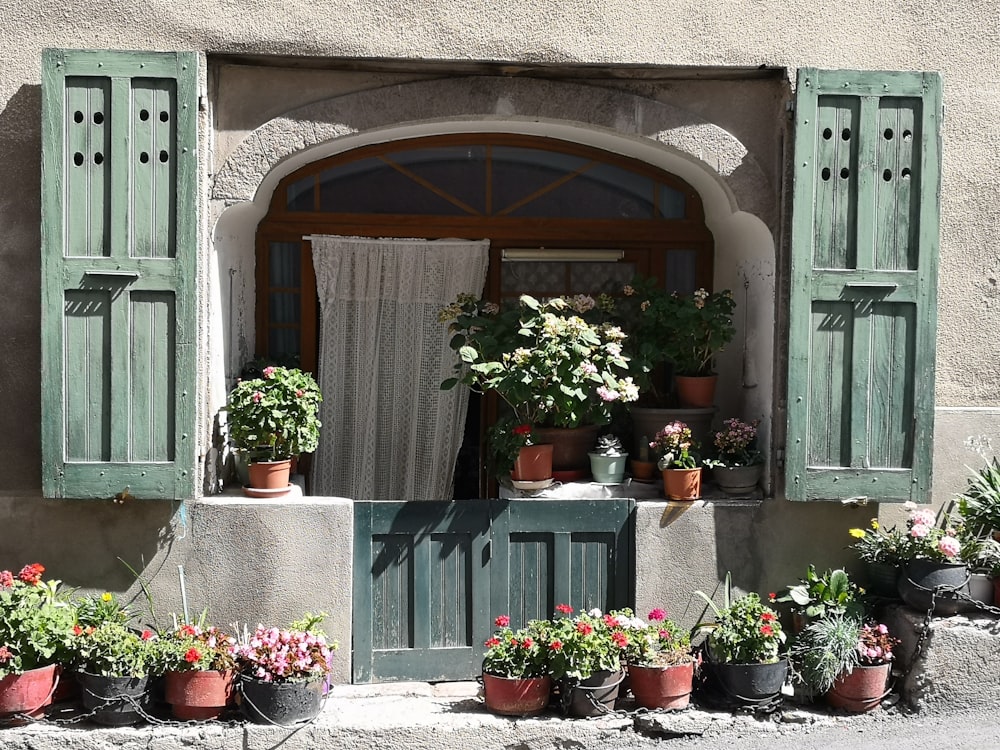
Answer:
[4, 680, 1000, 750]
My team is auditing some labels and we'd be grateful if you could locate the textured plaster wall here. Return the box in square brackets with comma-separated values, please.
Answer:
[0, 0, 997, 669]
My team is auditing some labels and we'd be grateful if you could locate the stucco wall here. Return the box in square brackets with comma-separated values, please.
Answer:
[0, 0, 998, 680]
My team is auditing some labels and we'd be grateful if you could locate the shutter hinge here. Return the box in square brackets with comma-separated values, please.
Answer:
[776, 449, 785, 468]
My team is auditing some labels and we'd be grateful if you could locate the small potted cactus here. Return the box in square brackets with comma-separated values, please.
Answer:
[589, 435, 628, 484]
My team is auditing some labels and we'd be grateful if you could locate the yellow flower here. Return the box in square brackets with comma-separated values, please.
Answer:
[101, 592, 113, 602]
[848, 528, 866, 539]
[870, 518, 879, 530]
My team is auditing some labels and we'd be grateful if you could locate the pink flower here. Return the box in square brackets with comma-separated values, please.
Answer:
[938, 535, 961, 558]
[576, 622, 593, 635]
[262, 366, 276, 378]
[580, 361, 598, 375]
[0, 646, 11, 662]
[910, 523, 930, 539]
[484, 637, 501, 648]
[555, 604, 573, 615]
[647, 608, 667, 622]
[494, 615, 510, 627]
[252, 391, 263, 403]
[549, 640, 563, 651]
[0, 571, 12, 588]
[184, 647, 201, 663]
[911, 509, 936, 527]
[295, 389, 304, 398]
[877, 624, 888, 634]
[140, 630, 155, 641]
[596, 386, 619, 402]
[18, 563, 44, 585]
[760, 624, 774, 637]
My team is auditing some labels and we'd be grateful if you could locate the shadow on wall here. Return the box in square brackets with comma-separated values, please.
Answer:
[0, 496, 179, 599]
[0, 84, 43, 494]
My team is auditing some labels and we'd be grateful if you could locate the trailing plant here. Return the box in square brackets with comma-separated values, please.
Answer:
[236, 618, 334, 683]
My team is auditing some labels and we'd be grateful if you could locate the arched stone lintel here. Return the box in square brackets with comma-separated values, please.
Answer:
[211, 77, 771, 228]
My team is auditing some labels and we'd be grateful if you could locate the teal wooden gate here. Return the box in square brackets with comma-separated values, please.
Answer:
[353, 499, 634, 683]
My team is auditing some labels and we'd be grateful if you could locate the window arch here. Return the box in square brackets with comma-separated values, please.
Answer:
[255, 133, 714, 372]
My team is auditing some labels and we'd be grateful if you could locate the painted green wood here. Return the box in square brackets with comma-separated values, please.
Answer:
[41, 49, 199, 500]
[787, 69, 941, 503]
[354, 499, 635, 683]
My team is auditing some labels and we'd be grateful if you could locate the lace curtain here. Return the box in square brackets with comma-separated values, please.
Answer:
[309, 236, 489, 501]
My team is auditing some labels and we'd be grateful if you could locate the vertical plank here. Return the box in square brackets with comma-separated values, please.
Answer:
[63, 290, 111, 461]
[352, 502, 374, 683]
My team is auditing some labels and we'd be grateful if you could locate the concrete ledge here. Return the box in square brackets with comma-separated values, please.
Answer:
[882, 603, 1000, 713]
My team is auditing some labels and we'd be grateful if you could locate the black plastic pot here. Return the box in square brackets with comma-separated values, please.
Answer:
[78, 672, 151, 726]
[709, 659, 787, 706]
[898, 560, 970, 615]
[563, 669, 624, 717]
[239, 676, 323, 725]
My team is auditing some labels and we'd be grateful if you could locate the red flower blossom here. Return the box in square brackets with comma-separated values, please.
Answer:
[18, 563, 44, 585]
[179, 624, 197, 637]
[555, 604, 573, 615]
[494, 614, 510, 627]
[767, 592, 777, 602]
[603, 614, 616, 627]
[761, 612, 777, 623]
[658, 629, 671, 640]
[184, 647, 201, 664]
[521, 637, 534, 649]
[549, 640, 563, 651]
[484, 637, 501, 648]
[612, 631, 629, 648]
[0, 646, 11, 662]
[73, 624, 83, 636]
[648, 608, 667, 622]
[760, 624, 774, 637]
[512, 424, 532, 436]
[141, 630, 155, 641]
[576, 622, 593, 635]
[295, 389, 304, 398]
[0, 571, 12, 588]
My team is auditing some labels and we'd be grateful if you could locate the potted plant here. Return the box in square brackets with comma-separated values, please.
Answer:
[488, 418, 553, 487]
[791, 615, 898, 712]
[956, 457, 1000, 539]
[235, 615, 335, 725]
[695, 578, 787, 707]
[705, 417, 763, 495]
[481, 614, 552, 716]
[650, 421, 702, 500]
[894, 502, 968, 615]
[543, 604, 628, 717]
[659, 287, 736, 408]
[848, 518, 908, 597]
[227, 365, 323, 495]
[620, 607, 696, 710]
[155, 618, 238, 721]
[629, 436, 657, 480]
[441, 293, 638, 476]
[67, 619, 158, 725]
[776, 565, 864, 632]
[588, 434, 628, 484]
[0, 563, 74, 720]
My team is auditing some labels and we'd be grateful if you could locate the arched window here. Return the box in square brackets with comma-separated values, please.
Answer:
[255, 133, 714, 372]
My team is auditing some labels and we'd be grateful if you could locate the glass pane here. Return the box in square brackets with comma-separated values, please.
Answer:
[665, 250, 697, 294]
[268, 327, 300, 359]
[507, 161, 655, 219]
[492, 147, 592, 214]
[390, 146, 487, 214]
[286, 175, 314, 211]
[570, 262, 637, 294]
[269, 292, 300, 324]
[269, 242, 301, 287]
[501, 261, 566, 295]
[658, 186, 686, 218]
[317, 157, 469, 215]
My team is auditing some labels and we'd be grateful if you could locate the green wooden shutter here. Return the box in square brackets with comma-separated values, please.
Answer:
[41, 50, 199, 500]
[786, 69, 941, 502]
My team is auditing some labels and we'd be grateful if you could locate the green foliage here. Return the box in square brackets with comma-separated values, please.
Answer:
[790, 613, 862, 694]
[848, 519, 908, 565]
[619, 608, 693, 668]
[0, 565, 76, 678]
[75, 591, 134, 629]
[481, 617, 550, 679]
[68, 622, 156, 678]
[957, 458, 1000, 538]
[152, 621, 238, 673]
[650, 421, 700, 469]
[777, 565, 864, 619]
[695, 577, 785, 665]
[227, 366, 323, 461]
[542, 607, 626, 681]
[488, 417, 536, 477]
[440, 294, 637, 428]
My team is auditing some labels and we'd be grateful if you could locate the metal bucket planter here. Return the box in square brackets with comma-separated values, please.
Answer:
[709, 659, 787, 707]
[240, 676, 324, 726]
[562, 669, 624, 717]
[898, 560, 970, 615]
[826, 663, 891, 713]
[78, 672, 151, 726]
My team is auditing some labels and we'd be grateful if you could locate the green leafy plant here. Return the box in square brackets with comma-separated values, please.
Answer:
[440, 294, 638, 428]
[957, 458, 1000, 538]
[791, 616, 898, 695]
[68, 621, 157, 678]
[660, 288, 736, 377]
[481, 615, 550, 678]
[848, 518, 908, 566]
[619, 607, 693, 668]
[705, 417, 762, 468]
[0, 563, 75, 678]
[488, 417, 537, 477]
[695, 576, 785, 665]
[895, 502, 962, 563]
[650, 421, 700, 469]
[153, 617, 238, 673]
[592, 434, 626, 457]
[227, 366, 323, 462]
[542, 604, 628, 681]
[777, 565, 864, 620]
[74, 590, 135, 629]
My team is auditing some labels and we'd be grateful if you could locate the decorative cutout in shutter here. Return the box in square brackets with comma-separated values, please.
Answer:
[41, 50, 198, 499]
[786, 69, 941, 502]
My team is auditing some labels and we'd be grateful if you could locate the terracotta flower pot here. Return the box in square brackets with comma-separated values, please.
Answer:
[246, 459, 292, 494]
[533, 425, 600, 479]
[628, 661, 694, 710]
[482, 673, 551, 716]
[0, 664, 60, 720]
[827, 662, 890, 712]
[511, 444, 553, 482]
[630, 459, 657, 480]
[674, 374, 718, 408]
[165, 669, 235, 721]
[662, 467, 702, 500]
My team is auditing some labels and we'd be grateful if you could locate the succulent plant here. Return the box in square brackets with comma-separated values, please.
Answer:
[594, 434, 626, 457]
